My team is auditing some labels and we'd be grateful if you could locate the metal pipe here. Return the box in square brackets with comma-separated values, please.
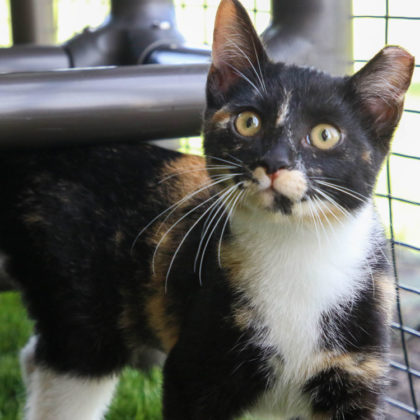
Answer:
[10, 0, 55, 45]
[64, 0, 186, 68]
[2, 0, 191, 72]
[0, 46, 70, 74]
[0, 64, 209, 149]
[263, 0, 353, 76]
[144, 45, 211, 65]
[109, 0, 185, 66]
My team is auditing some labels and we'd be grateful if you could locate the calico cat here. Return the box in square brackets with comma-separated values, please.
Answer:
[1, 0, 414, 419]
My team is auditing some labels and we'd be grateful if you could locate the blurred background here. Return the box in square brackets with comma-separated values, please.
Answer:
[0, 0, 419, 419]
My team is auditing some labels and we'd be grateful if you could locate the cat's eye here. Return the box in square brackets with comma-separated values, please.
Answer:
[308, 124, 341, 150]
[234, 111, 262, 137]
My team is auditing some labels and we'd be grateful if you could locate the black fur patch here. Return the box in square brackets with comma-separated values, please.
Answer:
[303, 367, 383, 419]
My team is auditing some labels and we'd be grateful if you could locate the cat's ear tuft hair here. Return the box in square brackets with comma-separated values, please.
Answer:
[208, 0, 268, 98]
[351, 46, 414, 138]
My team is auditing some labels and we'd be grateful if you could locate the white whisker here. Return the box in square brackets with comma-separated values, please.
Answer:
[154, 174, 238, 237]
[164, 185, 235, 288]
[226, 153, 244, 164]
[194, 184, 239, 272]
[251, 37, 267, 94]
[311, 197, 327, 240]
[218, 189, 245, 267]
[224, 39, 266, 96]
[131, 175, 233, 254]
[314, 180, 369, 203]
[199, 177, 242, 238]
[197, 185, 242, 284]
[206, 155, 243, 168]
[154, 185, 232, 277]
[223, 61, 264, 99]
[312, 187, 350, 223]
[313, 196, 334, 239]
[307, 197, 322, 248]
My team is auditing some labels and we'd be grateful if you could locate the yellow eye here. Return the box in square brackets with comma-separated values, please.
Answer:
[235, 111, 262, 137]
[309, 124, 341, 150]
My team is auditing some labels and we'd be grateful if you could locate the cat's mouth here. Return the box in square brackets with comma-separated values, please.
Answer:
[241, 166, 308, 214]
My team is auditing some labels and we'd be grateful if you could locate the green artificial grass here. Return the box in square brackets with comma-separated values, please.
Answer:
[0, 292, 163, 420]
[0, 292, 33, 420]
[106, 369, 162, 420]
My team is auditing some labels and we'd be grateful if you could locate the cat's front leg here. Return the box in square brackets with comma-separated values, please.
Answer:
[303, 355, 387, 420]
[162, 332, 269, 420]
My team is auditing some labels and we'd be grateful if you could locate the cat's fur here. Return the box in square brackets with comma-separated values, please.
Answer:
[1, 0, 414, 419]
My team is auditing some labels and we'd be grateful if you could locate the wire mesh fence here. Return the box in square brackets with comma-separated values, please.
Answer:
[351, 1, 420, 418]
[0, 0, 419, 418]
[173, 0, 270, 45]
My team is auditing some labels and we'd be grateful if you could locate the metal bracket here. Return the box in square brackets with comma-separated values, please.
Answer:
[1, 0, 211, 73]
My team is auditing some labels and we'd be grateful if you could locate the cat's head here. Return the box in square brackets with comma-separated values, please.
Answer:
[203, 0, 414, 221]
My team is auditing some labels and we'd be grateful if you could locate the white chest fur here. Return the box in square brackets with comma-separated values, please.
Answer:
[228, 204, 376, 416]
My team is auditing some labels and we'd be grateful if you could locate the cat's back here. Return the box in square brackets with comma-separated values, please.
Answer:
[0, 142, 212, 291]
[0, 142, 180, 247]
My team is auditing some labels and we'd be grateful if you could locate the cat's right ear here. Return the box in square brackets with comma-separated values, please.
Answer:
[207, 0, 268, 101]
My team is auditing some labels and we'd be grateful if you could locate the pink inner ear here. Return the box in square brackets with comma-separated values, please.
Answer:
[366, 97, 400, 126]
[210, 62, 243, 93]
[208, 64, 237, 94]
[353, 46, 414, 135]
[209, 0, 267, 94]
[363, 95, 405, 138]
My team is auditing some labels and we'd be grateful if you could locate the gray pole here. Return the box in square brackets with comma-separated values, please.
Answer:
[10, 0, 55, 45]
[0, 63, 208, 149]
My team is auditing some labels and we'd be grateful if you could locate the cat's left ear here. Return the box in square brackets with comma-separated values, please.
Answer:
[207, 0, 268, 99]
[350, 46, 414, 139]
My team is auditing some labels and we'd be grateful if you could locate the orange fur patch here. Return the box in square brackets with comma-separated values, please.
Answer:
[158, 155, 211, 208]
[310, 351, 388, 384]
[212, 109, 231, 127]
[145, 293, 179, 353]
[362, 150, 372, 163]
[144, 154, 216, 352]
[22, 213, 47, 225]
[114, 230, 124, 246]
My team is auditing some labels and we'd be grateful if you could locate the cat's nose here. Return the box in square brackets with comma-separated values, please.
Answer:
[260, 144, 292, 174]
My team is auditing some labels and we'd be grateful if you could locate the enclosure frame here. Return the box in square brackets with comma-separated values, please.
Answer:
[0, 0, 419, 418]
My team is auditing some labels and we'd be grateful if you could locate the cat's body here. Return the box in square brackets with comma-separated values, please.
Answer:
[1, 0, 415, 419]
[2, 143, 391, 420]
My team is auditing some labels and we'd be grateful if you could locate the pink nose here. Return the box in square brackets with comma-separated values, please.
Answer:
[269, 169, 283, 186]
